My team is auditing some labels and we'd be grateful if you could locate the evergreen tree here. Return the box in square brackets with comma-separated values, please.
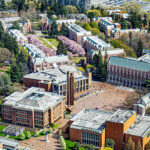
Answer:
[49, 21, 58, 37]
[92, 54, 99, 68]
[0, 0, 6, 10]
[97, 50, 103, 78]
[12, 21, 21, 30]
[126, 137, 135, 150]
[105, 138, 115, 149]
[60, 23, 68, 36]
[136, 40, 143, 58]
[120, 17, 127, 29]
[47, 10, 55, 19]
[88, 12, 94, 22]
[143, 14, 148, 27]
[129, 32, 132, 47]
[136, 141, 142, 150]
[57, 40, 67, 55]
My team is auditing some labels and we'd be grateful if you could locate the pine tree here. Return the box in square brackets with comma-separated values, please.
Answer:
[49, 21, 58, 37]
[143, 14, 148, 27]
[136, 40, 143, 58]
[92, 54, 99, 68]
[126, 137, 135, 150]
[12, 21, 21, 30]
[97, 50, 104, 79]
[57, 40, 67, 55]
[60, 22, 68, 36]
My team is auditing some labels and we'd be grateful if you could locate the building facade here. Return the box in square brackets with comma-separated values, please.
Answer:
[67, 108, 150, 150]
[107, 56, 150, 89]
[23, 65, 92, 105]
[68, 24, 92, 45]
[2, 87, 66, 128]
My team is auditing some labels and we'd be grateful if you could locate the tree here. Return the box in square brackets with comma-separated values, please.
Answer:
[91, 28, 100, 36]
[85, 144, 95, 150]
[60, 23, 68, 36]
[59, 136, 66, 150]
[49, 127, 53, 134]
[47, 10, 55, 19]
[0, 48, 12, 63]
[42, 129, 46, 135]
[145, 142, 150, 150]
[10, 63, 22, 83]
[105, 139, 115, 149]
[27, 131, 31, 139]
[92, 54, 99, 68]
[143, 14, 147, 27]
[58, 129, 62, 137]
[49, 21, 58, 37]
[120, 17, 127, 29]
[18, 47, 29, 64]
[20, 132, 25, 140]
[97, 50, 104, 78]
[57, 40, 67, 55]
[88, 12, 94, 22]
[0, 0, 6, 10]
[12, 21, 21, 30]
[136, 40, 143, 58]
[90, 22, 99, 29]
[126, 137, 135, 150]
[12, 0, 25, 13]
[34, 131, 39, 137]
[74, 142, 80, 150]
[64, 5, 78, 14]
[136, 140, 142, 150]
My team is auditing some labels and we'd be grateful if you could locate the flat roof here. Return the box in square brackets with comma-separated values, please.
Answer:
[108, 109, 136, 124]
[70, 109, 113, 133]
[24, 65, 88, 84]
[125, 115, 150, 137]
[3, 87, 65, 112]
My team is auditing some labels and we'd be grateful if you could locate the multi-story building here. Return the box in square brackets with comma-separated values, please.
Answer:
[30, 55, 71, 72]
[23, 65, 92, 105]
[2, 87, 66, 128]
[83, 36, 111, 52]
[68, 108, 150, 150]
[8, 29, 28, 46]
[133, 93, 150, 114]
[107, 56, 150, 89]
[68, 24, 92, 45]
[67, 14, 89, 23]
[99, 18, 121, 37]
[86, 48, 126, 64]
[111, 28, 147, 39]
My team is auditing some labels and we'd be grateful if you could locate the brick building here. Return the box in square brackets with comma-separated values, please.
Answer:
[83, 36, 111, 52]
[86, 48, 126, 64]
[107, 56, 150, 89]
[67, 108, 150, 150]
[23, 65, 92, 105]
[68, 24, 92, 45]
[2, 87, 66, 128]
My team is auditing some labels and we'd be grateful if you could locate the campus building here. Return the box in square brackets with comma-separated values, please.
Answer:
[67, 108, 150, 150]
[99, 18, 121, 37]
[8, 29, 28, 46]
[107, 56, 150, 89]
[133, 93, 150, 114]
[2, 87, 66, 128]
[23, 65, 92, 105]
[83, 36, 111, 52]
[86, 48, 126, 64]
[68, 24, 92, 45]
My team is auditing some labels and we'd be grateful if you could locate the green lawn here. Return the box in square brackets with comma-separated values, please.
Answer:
[38, 37, 53, 49]
[71, 57, 86, 64]
[0, 125, 7, 137]
[47, 39, 59, 48]
[65, 140, 85, 150]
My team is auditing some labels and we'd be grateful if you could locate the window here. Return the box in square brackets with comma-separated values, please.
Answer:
[147, 132, 150, 138]
[81, 132, 99, 147]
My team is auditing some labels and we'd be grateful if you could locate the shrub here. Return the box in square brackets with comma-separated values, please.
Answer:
[20, 132, 25, 140]
[26, 131, 31, 139]
[34, 131, 39, 137]
[42, 129, 46, 135]
[105, 139, 115, 149]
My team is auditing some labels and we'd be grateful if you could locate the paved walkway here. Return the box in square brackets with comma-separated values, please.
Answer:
[20, 134, 62, 150]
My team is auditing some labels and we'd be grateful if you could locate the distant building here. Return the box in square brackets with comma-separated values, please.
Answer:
[133, 93, 150, 114]
[83, 36, 111, 52]
[111, 28, 147, 39]
[142, 49, 150, 55]
[23, 65, 92, 105]
[68, 24, 92, 45]
[86, 48, 126, 64]
[2, 87, 66, 128]
[67, 108, 150, 150]
[99, 18, 121, 37]
[30, 55, 70, 72]
[67, 14, 89, 23]
[9, 29, 28, 46]
[107, 56, 150, 89]
[22, 19, 32, 34]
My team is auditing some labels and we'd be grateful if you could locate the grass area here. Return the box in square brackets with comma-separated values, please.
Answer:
[0, 125, 7, 137]
[38, 37, 53, 49]
[71, 57, 86, 64]
[47, 39, 59, 48]
[65, 140, 85, 150]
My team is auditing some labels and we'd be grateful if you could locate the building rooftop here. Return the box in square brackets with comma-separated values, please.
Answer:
[70, 109, 113, 133]
[125, 115, 150, 137]
[3, 87, 65, 112]
[24, 65, 88, 84]
[143, 49, 150, 54]
[138, 53, 150, 63]
[24, 44, 45, 59]
[84, 36, 111, 50]
[0, 17, 21, 23]
[108, 109, 136, 124]
[68, 24, 91, 36]
[33, 55, 69, 65]
[109, 56, 150, 72]
[137, 93, 150, 106]
[56, 19, 76, 24]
